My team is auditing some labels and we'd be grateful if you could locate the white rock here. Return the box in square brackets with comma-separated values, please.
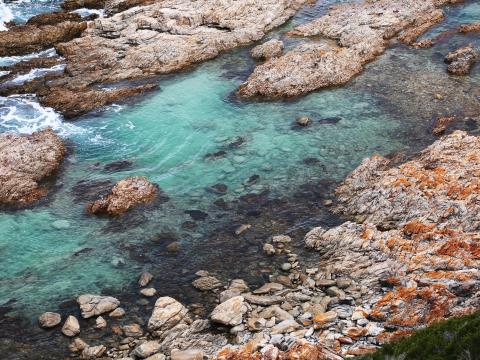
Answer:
[210, 296, 247, 326]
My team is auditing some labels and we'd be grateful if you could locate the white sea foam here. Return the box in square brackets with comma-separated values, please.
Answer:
[6, 64, 65, 86]
[71, 8, 105, 17]
[0, 48, 58, 67]
[0, 95, 85, 136]
[0, 0, 13, 31]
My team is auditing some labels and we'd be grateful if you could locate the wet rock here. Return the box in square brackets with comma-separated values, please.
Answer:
[445, 44, 478, 75]
[208, 183, 228, 195]
[171, 349, 204, 360]
[185, 210, 209, 221]
[295, 116, 312, 127]
[458, 23, 480, 34]
[219, 279, 249, 303]
[238, 0, 455, 98]
[234, 224, 251, 236]
[263, 243, 276, 255]
[192, 276, 222, 291]
[0, 129, 65, 206]
[281, 263, 292, 271]
[0, 15, 86, 56]
[94, 316, 107, 329]
[86, 177, 158, 216]
[77, 295, 120, 318]
[71, 179, 114, 202]
[272, 235, 291, 244]
[166, 242, 181, 252]
[132, 341, 161, 359]
[138, 272, 154, 287]
[318, 117, 342, 125]
[62, 315, 80, 337]
[251, 39, 284, 60]
[109, 307, 126, 318]
[38, 312, 61, 328]
[148, 297, 188, 335]
[68, 337, 88, 353]
[122, 323, 143, 338]
[432, 116, 455, 136]
[210, 296, 247, 326]
[104, 160, 134, 172]
[81, 345, 106, 359]
[140, 288, 157, 297]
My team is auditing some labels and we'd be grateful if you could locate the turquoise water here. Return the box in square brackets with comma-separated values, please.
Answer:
[0, 0, 479, 321]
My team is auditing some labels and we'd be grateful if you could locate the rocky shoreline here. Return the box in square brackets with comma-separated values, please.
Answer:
[23, 131, 479, 359]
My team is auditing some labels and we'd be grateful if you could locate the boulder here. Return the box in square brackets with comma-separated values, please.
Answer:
[62, 315, 80, 337]
[38, 312, 61, 328]
[192, 276, 222, 291]
[251, 39, 284, 60]
[132, 341, 161, 359]
[210, 296, 247, 326]
[148, 297, 188, 335]
[138, 272, 154, 287]
[77, 295, 120, 318]
[445, 44, 478, 75]
[0, 129, 65, 206]
[86, 177, 158, 216]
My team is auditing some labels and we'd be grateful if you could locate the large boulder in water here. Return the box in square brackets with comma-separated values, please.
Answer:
[86, 176, 158, 216]
[0, 129, 65, 206]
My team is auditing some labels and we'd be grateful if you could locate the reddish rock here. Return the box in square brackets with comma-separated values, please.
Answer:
[0, 129, 65, 206]
[445, 44, 478, 76]
[87, 176, 158, 216]
[432, 116, 455, 136]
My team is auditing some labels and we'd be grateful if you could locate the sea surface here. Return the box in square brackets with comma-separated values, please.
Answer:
[0, 0, 479, 343]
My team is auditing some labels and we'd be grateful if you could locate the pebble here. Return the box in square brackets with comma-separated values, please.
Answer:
[263, 243, 276, 255]
[140, 288, 157, 297]
[95, 316, 107, 329]
[138, 272, 154, 287]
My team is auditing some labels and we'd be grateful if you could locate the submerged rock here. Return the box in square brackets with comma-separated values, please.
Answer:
[86, 176, 158, 216]
[238, 0, 460, 98]
[0, 129, 65, 206]
[445, 44, 478, 76]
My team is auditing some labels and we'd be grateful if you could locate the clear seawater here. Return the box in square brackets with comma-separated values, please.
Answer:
[0, 0, 479, 324]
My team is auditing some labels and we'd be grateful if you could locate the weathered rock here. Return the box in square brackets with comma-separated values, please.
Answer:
[238, 0, 460, 98]
[251, 39, 284, 60]
[140, 288, 157, 297]
[132, 341, 161, 359]
[77, 295, 120, 318]
[432, 116, 455, 136]
[87, 177, 158, 216]
[61, 0, 106, 11]
[263, 243, 276, 255]
[148, 297, 188, 335]
[210, 296, 247, 326]
[68, 337, 88, 353]
[192, 276, 222, 291]
[38, 312, 61, 328]
[138, 272, 154, 287]
[122, 323, 143, 337]
[458, 23, 480, 34]
[109, 307, 126, 318]
[170, 349, 204, 360]
[62, 315, 80, 337]
[81, 345, 106, 359]
[0, 15, 86, 56]
[445, 44, 478, 76]
[94, 316, 107, 329]
[244, 293, 283, 306]
[219, 279, 249, 302]
[0, 129, 65, 206]
[295, 116, 312, 127]
[271, 319, 301, 334]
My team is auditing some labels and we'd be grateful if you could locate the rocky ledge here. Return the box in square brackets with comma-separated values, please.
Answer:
[86, 176, 158, 216]
[238, 0, 463, 98]
[1, 0, 308, 117]
[0, 129, 65, 206]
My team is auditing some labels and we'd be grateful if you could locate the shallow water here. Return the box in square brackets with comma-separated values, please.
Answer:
[0, 0, 479, 328]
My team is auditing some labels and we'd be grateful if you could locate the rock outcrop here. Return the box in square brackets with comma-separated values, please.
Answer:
[238, 0, 462, 98]
[0, 129, 65, 206]
[86, 176, 158, 216]
[0, 12, 87, 56]
[251, 39, 284, 60]
[445, 44, 478, 76]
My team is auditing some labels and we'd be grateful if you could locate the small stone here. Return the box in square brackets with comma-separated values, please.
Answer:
[81, 345, 106, 359]
[171, 349, 204, 360]
[192, 276, 222, 291]
[146, 354, 166, 360]
[235, 224, 252, 236]
[263, 243, 275, 255]
[281, 263, 292, 271]
[62, 315, 80, 337]
[345, 326, 368, 339]
[326, 286, 345, 299]
[323, 199, 333, 206]
[166, 242, 180, 252]
[68, 337, 88, 353]
[253, 282, 283, 294]
[195, 270, 209, 277]
[140, 288, 157, 297]
[94, 316, 107, 329]
[122, 323, 143, 337]
[109, 307, 126, 318]
[38, 312, 61, 328]
[271, 319, 301, 334]
[313, 311, 337, 329]
[272, 235, 292, 243]
[138, 272, 154, 287]
[132, 341, 161, 359]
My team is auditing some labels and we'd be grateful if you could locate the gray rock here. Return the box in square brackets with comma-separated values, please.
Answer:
[62, 315, 80, 337]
